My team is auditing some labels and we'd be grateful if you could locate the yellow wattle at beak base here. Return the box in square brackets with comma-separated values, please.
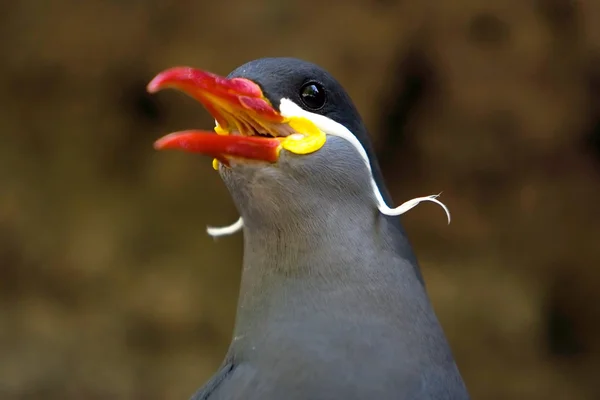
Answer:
[214, 124, 228, 136]
[280, 117, 326, 155]
[211, 116, 326, 161]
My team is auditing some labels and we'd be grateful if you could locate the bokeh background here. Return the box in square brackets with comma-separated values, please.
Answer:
[1, 1, 599, 399]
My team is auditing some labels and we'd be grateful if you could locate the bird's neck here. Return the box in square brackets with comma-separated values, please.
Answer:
[241, 199, 385, 275]
[230, 200, 423, 348]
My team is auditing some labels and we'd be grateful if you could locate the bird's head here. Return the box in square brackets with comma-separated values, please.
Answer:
[148, 58, 448, 235]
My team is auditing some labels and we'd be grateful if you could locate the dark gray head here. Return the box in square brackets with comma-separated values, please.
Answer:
[220, 58, 394, 230]
[227, 58, 371, 156]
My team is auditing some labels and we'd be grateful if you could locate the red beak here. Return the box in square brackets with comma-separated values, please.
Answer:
[147, 67, 287, 164]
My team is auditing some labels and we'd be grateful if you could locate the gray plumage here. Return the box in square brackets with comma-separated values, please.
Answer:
[190, 59, 469, 400]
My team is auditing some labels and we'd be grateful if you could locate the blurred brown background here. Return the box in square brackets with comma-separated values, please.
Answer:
[1, 0, 599, 399]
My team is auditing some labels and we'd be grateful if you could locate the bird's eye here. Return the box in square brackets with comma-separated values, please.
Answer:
[300, 82, 326, 110]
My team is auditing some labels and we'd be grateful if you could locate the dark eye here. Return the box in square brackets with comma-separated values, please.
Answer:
[300, 82, 326, 110]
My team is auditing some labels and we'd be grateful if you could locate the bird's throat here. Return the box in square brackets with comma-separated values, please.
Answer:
[231, 206, 403, 332]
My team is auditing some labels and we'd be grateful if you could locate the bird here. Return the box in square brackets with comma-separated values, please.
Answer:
[147, 57, 469, 400]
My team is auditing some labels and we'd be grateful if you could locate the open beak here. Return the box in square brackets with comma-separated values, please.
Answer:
[147, 66, 322, 165]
